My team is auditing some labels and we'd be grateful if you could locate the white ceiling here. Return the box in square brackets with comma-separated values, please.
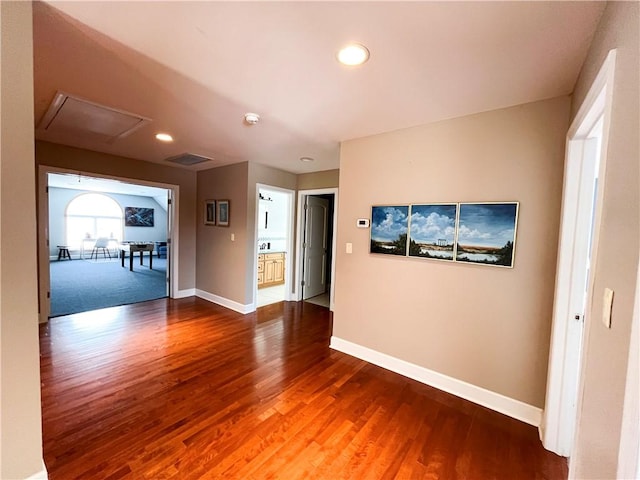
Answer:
[33, 1, 605, 174]
[48, 173, 168, 199]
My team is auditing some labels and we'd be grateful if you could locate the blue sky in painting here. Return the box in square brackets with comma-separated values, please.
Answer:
[371, 206, 408, 242]
[410, 204, 456, 244]
[457, 203, 517, 248]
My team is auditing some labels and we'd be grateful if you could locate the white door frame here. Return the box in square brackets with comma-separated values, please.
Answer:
[295, 187, 338, 311]
[253, 184, 296, 308]
[541, 49, 616, 456]
[37, 165, 180, 323]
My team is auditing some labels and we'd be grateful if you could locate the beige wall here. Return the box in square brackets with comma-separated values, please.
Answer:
[333, 97, 570, 407]
[196, 162, 249, 304]
[36, 141, 198, 294]
[0, 1, 44, 478]
[195, 162, 297, 306]
[297, 169, 339, 190]
[569, 2, 640, 478]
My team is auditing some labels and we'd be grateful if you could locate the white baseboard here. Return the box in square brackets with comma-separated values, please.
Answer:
[196, 289, 253, 314]
[174, 288, 196, 299]
[25, 460, 48, 479]
[330, 336, 542, 427]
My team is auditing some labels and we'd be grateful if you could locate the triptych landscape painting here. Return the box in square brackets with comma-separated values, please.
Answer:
[370, 202, 519, 268]
[408, 204, 457, 260]
[370, 206, 409, 255]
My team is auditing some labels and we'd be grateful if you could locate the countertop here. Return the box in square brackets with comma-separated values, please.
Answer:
[258, 250, 286, 255]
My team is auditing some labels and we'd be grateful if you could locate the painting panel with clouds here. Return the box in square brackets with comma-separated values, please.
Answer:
[370, 205, 409, 256]
[455, 202, 519, 267]
[408, 204, 457, 261]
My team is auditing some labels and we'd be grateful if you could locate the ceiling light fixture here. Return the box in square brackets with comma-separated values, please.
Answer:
[300, 157, 315, 163]
[244, 113, 260, 125]
[337, 43, 370, 66]
[155, 132, 174, 142]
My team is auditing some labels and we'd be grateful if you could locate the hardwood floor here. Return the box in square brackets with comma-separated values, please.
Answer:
[40, 297, 567, 479]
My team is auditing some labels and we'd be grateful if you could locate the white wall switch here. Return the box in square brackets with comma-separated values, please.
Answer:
[602, 288, 614, 328]
[231, 233, 235, 241]
[346, 242, 353, 254]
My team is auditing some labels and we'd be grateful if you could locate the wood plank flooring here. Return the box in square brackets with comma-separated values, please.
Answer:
[40, 297, 567, 479]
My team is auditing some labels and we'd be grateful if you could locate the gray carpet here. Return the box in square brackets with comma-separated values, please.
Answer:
[49, 256, 167, 317]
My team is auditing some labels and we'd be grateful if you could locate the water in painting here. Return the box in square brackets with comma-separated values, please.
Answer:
[370, 205, 409, 256]
[455, 202, 518, 267]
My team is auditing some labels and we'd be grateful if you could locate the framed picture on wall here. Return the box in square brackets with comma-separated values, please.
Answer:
[125, 207, 154, 227]
[204, 200, 216, 225]
[217, 200, 230, 227]
[408, 203, 458, 261]
[455, 202, 519, 267]
[370, 205, 409, 256]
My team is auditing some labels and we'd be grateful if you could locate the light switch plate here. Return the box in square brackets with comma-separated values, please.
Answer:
[602, 288, 614, 328]
[346, 242, 353, 254]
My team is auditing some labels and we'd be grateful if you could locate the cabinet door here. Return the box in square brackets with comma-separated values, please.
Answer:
[274, 258, 284, 282]
[264, 260, 275, 283]
[257, 272, 264, 285]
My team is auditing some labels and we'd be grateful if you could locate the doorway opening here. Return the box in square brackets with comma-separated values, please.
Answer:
[39, 170, 176, 320]
[542, 50, 615, 458]
[296, 188, 338, 311]
[256, 185, 294, 308]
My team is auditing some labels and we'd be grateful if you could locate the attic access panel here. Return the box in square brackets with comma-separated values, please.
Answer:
[38, 92, 151, 143]
[165, 153, 213, 166]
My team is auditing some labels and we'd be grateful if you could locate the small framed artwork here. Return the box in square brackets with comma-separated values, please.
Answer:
[125, 207, 154, 227]
[370, 205, 409, 256]
[455, 202, 519, 267]
[408, 203, 458, 261]
[217, 200, 230, 227]
[204, 200, 216, 225]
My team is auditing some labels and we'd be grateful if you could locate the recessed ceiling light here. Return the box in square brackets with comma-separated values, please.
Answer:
[155, 133, 173, 142]
[300, 157, 315, 163]
[337, 43, 370, 66]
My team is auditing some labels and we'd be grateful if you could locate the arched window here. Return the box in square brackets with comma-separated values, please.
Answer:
[66, 193, 123, 248]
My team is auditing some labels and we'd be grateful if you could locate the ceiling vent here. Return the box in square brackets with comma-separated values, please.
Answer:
[37, 92, 151, 143]
[165, 153, 213, 166]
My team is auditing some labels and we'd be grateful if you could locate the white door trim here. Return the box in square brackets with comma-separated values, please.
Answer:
[253, 184, 296, 308]
[295, 187, 338, 311]
[37, 165, 180, 323]
[541, 49, 616, 456]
